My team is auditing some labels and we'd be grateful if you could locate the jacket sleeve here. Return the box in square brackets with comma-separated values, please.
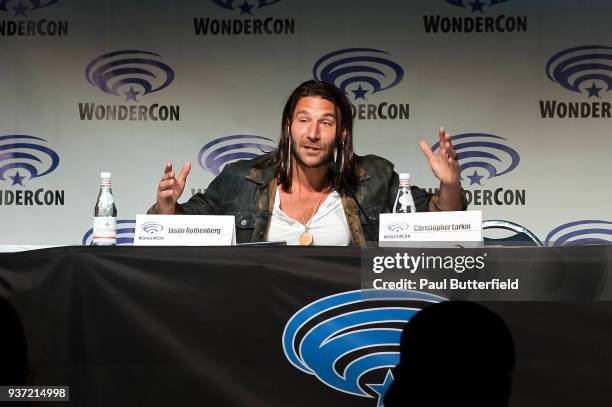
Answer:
[426, 189, 469, 211]
[177, 169, 227, 215]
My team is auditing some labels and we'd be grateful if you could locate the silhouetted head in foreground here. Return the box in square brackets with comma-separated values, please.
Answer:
[384, 301, 515, 407]
[0, 297, 29, 385]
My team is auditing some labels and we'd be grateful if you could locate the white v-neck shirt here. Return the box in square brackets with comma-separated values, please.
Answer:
[267, 187, 351, 246]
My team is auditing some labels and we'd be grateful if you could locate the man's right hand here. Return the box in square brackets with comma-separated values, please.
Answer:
[156, 162, 191, 214]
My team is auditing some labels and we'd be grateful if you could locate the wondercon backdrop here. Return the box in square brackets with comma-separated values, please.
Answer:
[1, 0, 611, 245]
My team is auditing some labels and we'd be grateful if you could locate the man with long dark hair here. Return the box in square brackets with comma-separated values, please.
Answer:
[151, 80, 465, 245]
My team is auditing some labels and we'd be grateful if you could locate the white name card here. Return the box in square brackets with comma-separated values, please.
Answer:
[134, 214, 236, 246]
[379, 210, 482, 243]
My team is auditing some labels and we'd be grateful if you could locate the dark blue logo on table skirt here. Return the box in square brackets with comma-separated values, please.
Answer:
[545, 220, 612, 246]
[283, 290, 445, 406]
[198, 135, 275, 176]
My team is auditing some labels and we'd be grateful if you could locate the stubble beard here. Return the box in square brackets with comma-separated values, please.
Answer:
[290, 138, 334, 169]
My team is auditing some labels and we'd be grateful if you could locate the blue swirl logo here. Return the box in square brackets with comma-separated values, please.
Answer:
[85, 50, 175, 102]
[387, 223, 409, 232]
[0, 135, 60, 187]
[0, 0, 60, 17]
[313, 48, 404, 101]
[283, 290, 445, 405]
[198, 135, 276, 176]
[445, 0, 508, 13]
[545, 220, 612, 246]
[142, 222, 164, 234]
[82, 219, 135, 246]
[545, 45, 612, 99]
[432, 133, 520, 186]
[210, 0, 281, 15]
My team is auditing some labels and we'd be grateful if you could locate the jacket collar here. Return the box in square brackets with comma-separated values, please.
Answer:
[245, 154, 373, 185]
[245, 154, 278, 185]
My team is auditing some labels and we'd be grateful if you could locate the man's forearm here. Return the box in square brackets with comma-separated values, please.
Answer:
[437, 181, 465, 211]
[147, 202, 185, 215]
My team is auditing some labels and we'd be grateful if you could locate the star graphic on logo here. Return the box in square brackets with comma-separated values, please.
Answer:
[366, 370, 394, 407]
[467, 170, 484, 186]
[124, 86, 140, 102]
[469, 0, 486, 13]
[352, 84, 369, 100]
[238, 0, 254, 15]
[585, 82, 603, 98]
[13, 2, 29, 17]
[9, 171, 26, 186]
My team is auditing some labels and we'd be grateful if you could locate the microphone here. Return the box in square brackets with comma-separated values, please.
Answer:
[327, 161, 377, 241]
[326, 161, 340, 174]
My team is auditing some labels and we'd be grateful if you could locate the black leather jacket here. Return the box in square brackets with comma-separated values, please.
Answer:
[152, 153, 451, 246]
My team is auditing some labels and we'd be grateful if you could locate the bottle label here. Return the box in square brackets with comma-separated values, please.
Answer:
[399, 194, 414, 207]
[93, 216, 117, 244]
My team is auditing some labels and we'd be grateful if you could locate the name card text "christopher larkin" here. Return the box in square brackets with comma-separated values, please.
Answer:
[379, 211, 482, 243]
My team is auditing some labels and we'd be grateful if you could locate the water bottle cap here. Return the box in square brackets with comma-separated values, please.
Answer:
[100, 172, 111, 179]
[399, 173, 410, 181]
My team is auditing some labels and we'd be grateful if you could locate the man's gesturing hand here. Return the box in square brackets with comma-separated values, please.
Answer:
[419, 127, 460, 186]
[156, 162, 191, 214]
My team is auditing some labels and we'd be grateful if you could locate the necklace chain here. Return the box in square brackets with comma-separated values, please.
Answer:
[296, 169, 326, 231]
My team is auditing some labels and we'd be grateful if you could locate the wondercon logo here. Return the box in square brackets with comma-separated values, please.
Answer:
[425, 0, 525, 34]
[445, 0, 508, 13]
[545, 45, 612, 99]
[387, 223, 409, 232]
[81, 219, 135, 245]
[545, 220, 612, 246]
[0, 135, 60, 187]
[85, 50, 175, 102]
[283, 290, 446, 406]
[432, 133, 520, 186]
[313, 48, 404, 101]
[142, 222, 163, 234]
[0, 0, 60, 17]
[198, 135, 276, 176]
[194, 0, 293, 36]
[210, 0, 281, 15]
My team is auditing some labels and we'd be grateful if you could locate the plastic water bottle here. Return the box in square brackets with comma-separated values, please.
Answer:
[93, 172, 117, 246]
[393, 173, 416, 213]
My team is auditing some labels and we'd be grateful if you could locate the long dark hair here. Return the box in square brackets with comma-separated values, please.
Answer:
[256, 80, 357, 193]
